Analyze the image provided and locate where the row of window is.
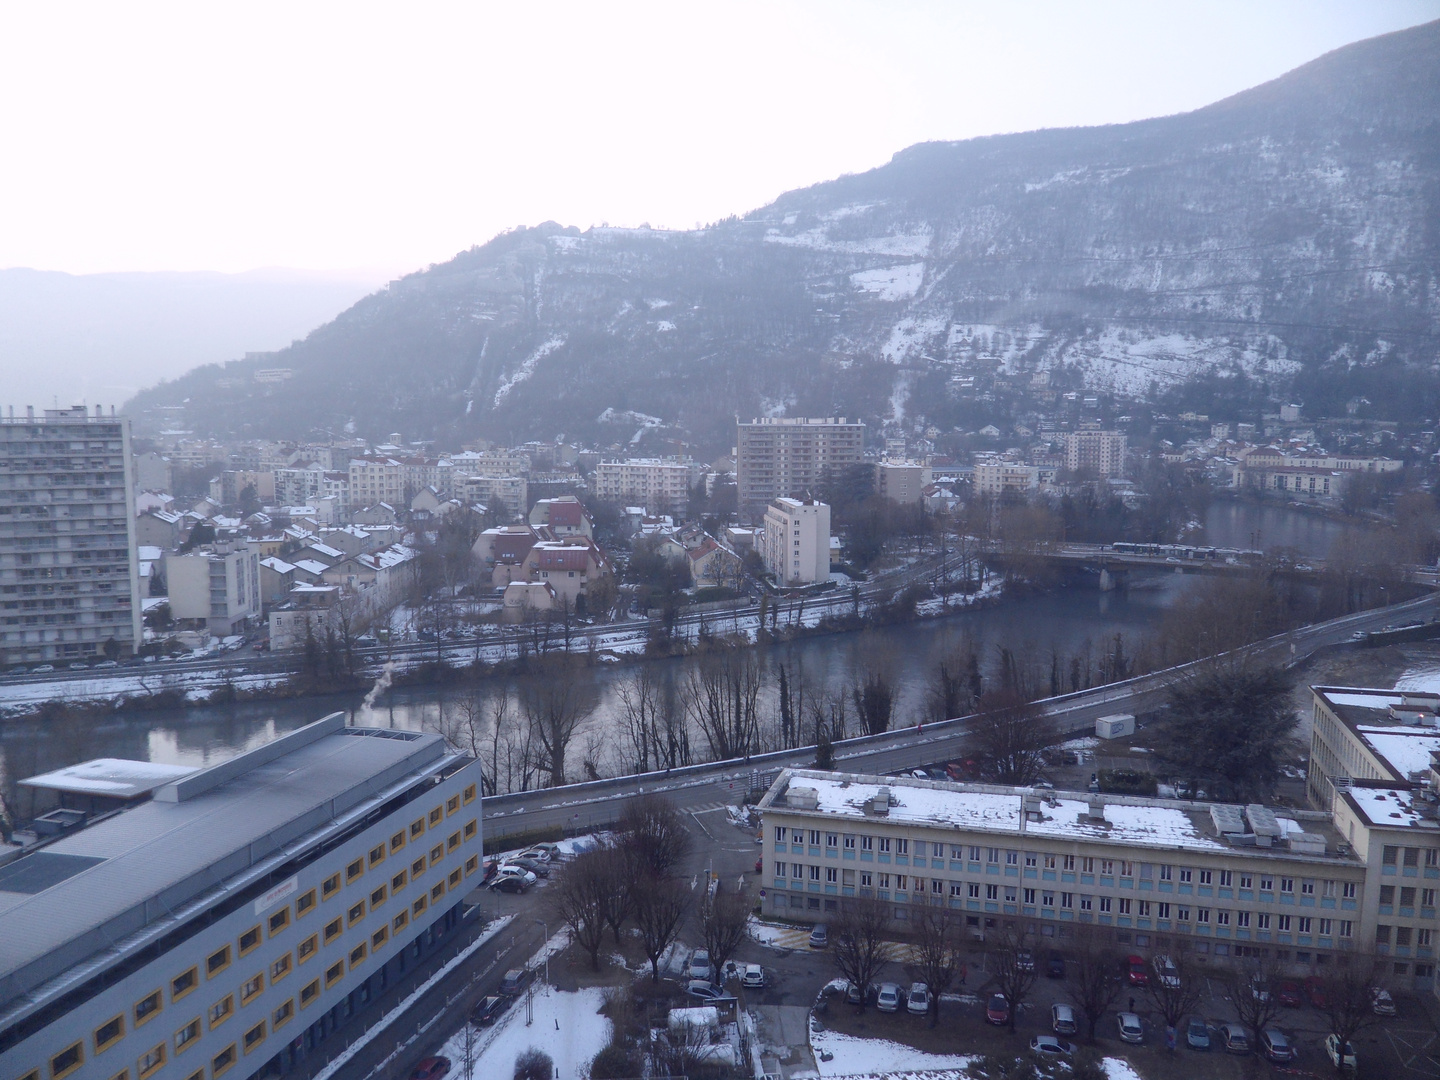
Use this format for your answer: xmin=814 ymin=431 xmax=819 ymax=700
xmin=21 ymin=791 xmax=478 ymax=1080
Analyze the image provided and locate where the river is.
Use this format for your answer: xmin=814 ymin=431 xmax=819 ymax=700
xmin=0 ymin=501 xmax=1368 ymax=799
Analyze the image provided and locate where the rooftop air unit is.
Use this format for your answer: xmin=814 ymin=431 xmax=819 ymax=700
xmin=787 ymin=786 xmax=818 ymax=811
xmin=1210 ymin=804 xmax=1246 ymax=837
xmin=1244 ymin=804 xmax=1282 ymax=847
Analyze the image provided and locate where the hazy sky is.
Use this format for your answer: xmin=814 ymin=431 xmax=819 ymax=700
xmin=1 ymin=1 xmax=1436 ymax=277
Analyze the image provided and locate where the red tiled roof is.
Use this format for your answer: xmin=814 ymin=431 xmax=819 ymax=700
xmin=548 ymin=500 xmax=586 ymax=527
xmin=534 ymin=548 xmax=593 ymax=572
xmin=493 ymin=534 xmax=537 ymax=564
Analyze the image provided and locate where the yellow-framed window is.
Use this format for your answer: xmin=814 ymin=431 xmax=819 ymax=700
xmin=389 ymin=830 xmax=406 ymax=854
xmin=371 ymin=925 xmax=389 ymax=950
xmin=206 ymin=945 xmax=232 ymax=979
xmin=345 ymin=857 xmax=364 ymax=884
xmin=463 ymin=820 xmax=477 ymax=841
xmin=430 ymin=880 xmax=445 ymax=902
xmin=237 ymin=925 xmax=262 ymax=957
xmin=323 ymin=917 xmax=343 ymax=944
xmin=410 ymin=856 xmax=426 ymax=879
xmin=94 ymin=1015 xmax=125 ymax=1055
xmin=390 ymin=868 xmax=408 ymax=892
xmin=239 ymin=973 xmax=263 ymax=1007
xmin=267 ymin=906 xmax=291 ymax=937
xmin=348 ymin=942 xmax=366 ymax=968
xmin=137 ymin=1043 xmax=166 ymax=1080
xmin=346 ymin=900 xmax=365 ymax=926
xmin=297 ymin=933 xmax=319 ymax=964
xmin=445 ymin=795 xmax=460 ymax=817
xmin=171 ymin=966 xmax=198 ymax=1002
xmin=321 ymin=874 xmax=341 ymax=900
xmin=368 ymin=842 xmax=386 ymax=868
xmin=296 ymin=888 xmax=317 ymax=917
xmin=463 ymin=783 xmax=477 ymax=805
xmin=429 ymin=844 xmax=443 ymax=866
xmin=299 ymin=980 xmax=320 ymax=1009
xmin=50 ymin=1042 xmax=84 ymax=1080
xmin=270 ymin=952 xmax=292 ymax=983
xmin=134 ymin=990 xmax=163 ymax=1028
xmin=211 ymin=1043 xmax=237 ymax=1079
xmin=447 ymin=831 xmax=461 ymax=853
xmin=272 ymin=999 xmax=294 ymax=1032
xmin=207 ymin=995 xmax=234 ymax=1030
xmin=465 ymin=854 xmax=479 ymax=876
xmin=447 ymin=868 xmax=462 ymax=890
xmin=174 ymin=1018 xmax=201 ymax=1054
xmin=242 ymin=1021 xmax=266 ymax=1056
xmin=411 ymin=894 xmax=427 ymax=917
xmin=409 ymin=817 xmax=425 ymax=840
xmin=182 ymin=1069 xmax=204 ymax=1080
xmin=392 ymin=909 xmax=409 ymax=932
xmin=428 ymin=806 xmax=443 ymax=828
xmin=324 ymin=960 xmax=344 ymax=988
xmin=370 ymin=884 xmax=387 ymax=909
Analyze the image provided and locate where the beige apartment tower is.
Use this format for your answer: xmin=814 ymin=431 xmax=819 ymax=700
xmin=737 ymin=417 xmax=865 ymax=510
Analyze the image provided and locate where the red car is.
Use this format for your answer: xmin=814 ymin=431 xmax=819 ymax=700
xmin=986 ymin=993 xmax=1010 ymax=1025
xmin=409 ymin=1058 xmax=450 ymax=1080
xmin=1277 ymin=980 xmax=1302 ymax=1007
xmin=1126 ymin=955 xmax=1148 ymax=986
xmin=1304 ymin=975 xmax=1328 ymax=1009
xmin=755 ymin=857 xmax=763 ymax=874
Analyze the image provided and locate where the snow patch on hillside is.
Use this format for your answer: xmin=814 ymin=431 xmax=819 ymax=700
xmin=494 ymin=337 xmax=565 ymax=406
xmin=881 ymin=314 xmax=948 ymax=362
xmin=765 ymin=229 xmax=931 ymax=258
xmin=1059 ymin=328 xmax=1300 ymax=395
xmin=851 ymin=263 xmax=925 ymax=301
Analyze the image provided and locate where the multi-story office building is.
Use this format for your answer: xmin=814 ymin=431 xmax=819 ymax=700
xmin=761 ymin=498 xmax=830 ymax=586
xmin=346 ymin=458 xmax=404 ymax=512
xmin=1063 ymin=431 xmax=1127 ymax=478
xmin=873 ymin=461 xmax=927 ymax=504
xmin=592 ymin=459 xmax=693 ymax=515
xmin=0 ymin=406 xmax=142 ymax=667
xmin=165 ymin=545 xmax=262 ymax=636
xmin=0 ymin=713 xmax=484 ymax=1080
xmin=759 ymin=762 xmax=1438 ymax=994
xmin=736 ymin=418 xmax=864 ymax=510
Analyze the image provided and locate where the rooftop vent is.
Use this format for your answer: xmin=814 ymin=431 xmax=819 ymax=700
xmin=787 ymin=786 xmax=818 ymax=811
xmin=1389 ymin=703 xmax=1438 ymax=727
xmin=1085 ymin=796 xmax=1108 ymax=825
xmin=1245 ymin=804 xmax=1281 ymax=846
xmin=870 ymin=787 xmax=892 ymax=816
xmin=1022 ymin=793 xmax=1044 ymax=822
xmin=1288 ymin=831 xmax=1327 ymax=856
xmin=1210 ymin=804 xmax=1246 ymax=836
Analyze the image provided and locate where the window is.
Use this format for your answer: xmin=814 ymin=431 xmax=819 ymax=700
xmin=50 ymin=1043 xmax=84 ymax=1080
xmin=1198 ymin=870 xmax=1212 ymax=885
xmin=1301 ymin=879 xmax=1316 ymax=896
xmin=237 ymin=925 xmax=261 ymax=957
xmin=321 ymin=874 xmax=340 ymax=900
xmin=1138 ymin=900 xmax=1149 ymax=916
xmin=1079 ymin=895 xmax=1093 ymax=911
xmin=206 ymin=945 xmax=232 ymax=979
xmin=348 ymin=942 xmax=367 ymax=967
xmin=240 ymin=974 xmax=263 ymax=1006
xmin=428 ymin=806 xmax=443 ymax=827
xmin=1063 ymin=855 xmax=1076 ymax=871
xmin=1176 ymin=906 xmax=1190 ymax=921
xmin=1240 ymin=874 xmax=1253 ymax=889
xmin=267 ymin=907 xmax=290 ymax=936
xmin=1428 ymin=849 xmax=1439 ymax=868
xmin=297 ymin=934 xmax=318 ymax=964
xmin=463 ymin=783 xmax=477 ymax=805
xmin=411 ymin=856 xmax=426 ymax=878
xmin=95 ymin=1016 xmax=125 ymax=1054
xmin=1218 ymin=870 xmax=1233 ymax=887
xmin=1257 ymin=913 xmax=1271 ymax=930
xmin=1157 ymin=903 xmax=1170 ymax=919
xmin=429 ymin=844 xmax=444 ymax=866
xmin=448 ymin=868 xmax=462 ymax=889
xmin=345 ymin=858 xmax=364 ymax=883
xmin=392 ymin=910 xmax=409 ymax=932
xmin=347 ymin=900 xmax=366 ymax=926
xmin=1099 ymin=897 xmax=1112 ymax=913
xmin=1260 ymin=875 xmax=1274 ymax=891
xmin=410 ymin=818 xmax=426 ymax=839
xmin=270 ymin=953 xmax=292 ymax=983
xmin=1420 ymin=928 xmax=1433 ymax=947
xmin=135 ymin=990 xmax=163 ymax=1027
xmin=390 ymin=830 xmax=407 ymax=853
xmin=323 ymin=917 xmax=343 ymax=944
xmin=171 ymin=968 xmax=198 ymax=1002
xmin=296 ymin=889 xmax=317 ymax=917
xmin=1278 ymin=915 xmax=1292 ymax=932
xmin=211 ymin=1043 xmax=237 ymax=1078
xmin=1376 ymin=925 xmax=1392 ymax=945
xmin=879 ymin=838 xmax=892 ymax=854
xmin=371 ymin=924 xmax=390 ymax=949
xmin=271 ymin=1000 xmax=293 ymax=1031
xmin=1043 ymin=854 xmax=1056 ymax=869
xmin=207 ymin=995 xmax=233 ymax=1029
xmin=299 ymin=980 xmax=320 ymax=1008
xmin=1343 ymin=882 xmax=1357 ymax=899
xmin=1024 ymin=852 xmax=1037 ymax=868
xmin=430 ymin=881 xmax=445 ymax=902
xmin=446 ymin=794 xmax=461 ymax=817
xmin=325 ymin=960 xmax=345 ymax=987
xmin=464 ymin=820 xmax=477 ymax=841
xmin=412 ymin=894 xmax=428 ymax=916
xmin=1159 ymin=865 xmax=1172 ymax=880
xmin=1424 ymin=889 xmax=1436 ymax=907
xmin=1118 ymin=898 xmax=1131 ymax=915
xmin=447 ymin=831 xmax=461 ymax=853
xmin=138 ymin=1045 xmax=166 ymax=1079
xmin=391 ymin=868 xmax=408 ymax=892
xmin=1322 ymin=880 xmax=1335 ymax=897
xmin=174 ymin=1019 xmax=201 ymax=1053
xmin=242 ymin=1022 xmax=266 ymax=1055
xmin=368 ymin=843 xmax=386 ymax=868
xmin=1339 ymin=920 xmax=1353 ymax=938
xmin=1179 ymin=868 xmax=1192 ymax=883
xmin=1298 ymin=916 xmax=1313 ymax=933
xmin=826 ymin=867 xmax=838 ymax=884
xmin=1101 ymin=859 xmax=1114 ymax=875
xmin=466 ymin=855 xmax=479 ymax=876
xmin=968 ymin=883 xmax=980 ymax=898
xmin=369 ymin=884 xmax=388 ymax=909
xmin=1081 ymin=857 xmax=1095 ymax=873
xmin=1383 ymin=845 xmax=1398 ymax=866
xmin=1280 ymin=878 xmax=1294 ymax=895
xmin=1237 ymin=911 xmax=1250 ymax=927
xmin=1320 ymin=918 xmax=1333 ymax=936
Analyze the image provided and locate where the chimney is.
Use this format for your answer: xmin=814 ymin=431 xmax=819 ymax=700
xmin=1086 ymin=796 xmax=1108 ymax=825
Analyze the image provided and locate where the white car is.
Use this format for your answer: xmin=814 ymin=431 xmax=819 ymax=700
xmin=1117 ymin=1012 xmax=1143 ymax=1044
xmin=875 ymin=982 xmax=902 ymax=1013
xmin=1153 ymin=955 xmax=1179 ymax=988
xmin=688 ymin=949 xmax=713 ymax=982
xmin=906 ymin=982 xmax=930 ymax=1015
xmin=1030 ymin=1035 xmax=1077 ymax=1056
xmin=1051 ymin=1003 xmax=1077 ymax=1035
xmin=494 ymin=865 xmax=537 ymax=885
xmin=1325 ymin=1033 xmax=1357 ymax=1070
xmin=1370 ymin=987 xmax=1396 ymax=1016
xmin=741 ymin=964 xmax=764 ymax=988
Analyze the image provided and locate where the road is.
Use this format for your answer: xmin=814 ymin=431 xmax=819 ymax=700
xmin=480 ymin=589 xmax=1440 ymax=843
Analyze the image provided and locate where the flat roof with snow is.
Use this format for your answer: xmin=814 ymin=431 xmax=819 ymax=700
xmin=20 ymin=758 xmax=196 ymax=800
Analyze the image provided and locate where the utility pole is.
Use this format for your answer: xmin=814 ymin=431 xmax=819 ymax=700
xmin=535 ymin=919 xmax=549 ymax=985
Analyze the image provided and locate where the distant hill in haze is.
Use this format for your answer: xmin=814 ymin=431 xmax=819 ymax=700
xmin=0 ymin=268 xmax=388 ymax=413
xmin=127 ymin=20 xmax=1440 ymax=450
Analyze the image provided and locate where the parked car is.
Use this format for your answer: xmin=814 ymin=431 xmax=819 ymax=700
xmin=31 ymin=664 xmax=54 ymax=673
xmin=689 ymin=949 xmax=714 ymax=982
xmin=409 ymin=1058 xmax=450 ymax=1080
xmin=985 ymin=994 xmax=1010 ymax=1025
xmin=1277 ymin=979 xmax=1302 ymax=1007
xmin=1045 ymin=951 xmax=1066 ymax=979
xmin=1325 ymin=1033 xmax=1357 ymax=1070
xmin=1117 ymin=1012 xmax=1143 ymax=1044
xmin=808 ymin=924 xmax=828 ymax=949
xmin=487 ymin=873 xmax=529 ymax=893
xmin=506 ymin=857 xmax=551 ymax=878
xmin=1260 ymin=1028 xmax=1295 ymax=1063
xmin=1050 ymin=1003 xmax=1077 ymax=1035
xmin=844 ymin=982 xmax=865 ymax=1006
xmin=741 ymin=964 xmax=765 ymax=989
xmin=906 ymin=983 xmax=930 ymax=1016
xmin=1305 ymin=974 xmax=1328 ymax=1009
xmin=471 ymin=996 xmax=506 ymax=1025
xmin=500 ymin=969 xmax=532 ymax=995
xmin=1126 ymin=955 xmax=1149 ymax=986
xmin=1185 ymin=1016 xmax=1210 ymax=1050
xmin=516 ymin=847 xmax=553 ymax=863
xmin=1370 ymin=987 xmax=1396 ymax=1016
xmin=876 ymin=983 xmax=902 ymax=1013
xmin=1029 ymin=1036 xmax=1076 ymax=1056
xmin=1218 ymin=1023 xmax=1249 ymax=1054
xmin=1015 ymin=950 xmax=1034 ymax=972
xmin=94 ymin=659 xmax=118 ymax=668
xmin=1152 ymin=954 xmax=1179 ymax=988
xmin=1249 ymin=974 xmax=1271 ymax=1002
xmin=685 ymin=980 xmax=726 ymax=1002
xmin=754 ymin=856 xmax=763 ymax=874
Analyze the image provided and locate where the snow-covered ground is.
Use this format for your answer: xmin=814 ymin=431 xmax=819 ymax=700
xmin=436 ymin=986 xmax=611 ymax=1080
xmin=851 ymin=264 xmax=925 ymax=302
xmin=1395 ymin=664 xmax=1440 ymax=694
xmin=1102 ymin=1058 xmax=1144 ymax=1080
xmin=809 ymin=1029 xmax=972 ymax=1078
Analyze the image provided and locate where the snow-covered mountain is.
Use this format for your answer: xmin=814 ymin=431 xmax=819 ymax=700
xmin=129 ymin=20 xmax=1440 ymax=448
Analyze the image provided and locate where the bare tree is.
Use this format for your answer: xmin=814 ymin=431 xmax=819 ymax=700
xmin=512 ymin=1047 xmax=552 ymax=1080
xmin=991 ymin=920 xmax=1039 ymax=1031
xmin=831 ymin=896 xmax=893 ymax=1010
xmin=970 ymin=690 xmax=1053 ymax=785
xmin=683 ymin=649 xmax=761 ymax=760
xmin=596 ymin=843 xmax=638 ymax=945
xmin=1143 ymin=948 xmax=1205 ymax=1041
xmin=633 ymin=872 xmax=691 ymax=982
xmin=550 ymin=850 xmax=610 ymax=970
xmin=619 ymin=793 xmax=694 ymax=876
xmin=1066 ymin=924 xmax=1124 ymax=1044
xmin=1225 ymin=953 xmax=1284 ymax=1047
xmin=518 ymin=658 xmax=594 ymax=786
xmin=1316 ymin=951 xmax=1388 ymax=1072
xmin=616 ymin=666 xmax=663 ymax=773
xmin=907 ymin=905 xmax=961 ymax=1028
xmin=700 ymin=888 xmax=750 ymax=976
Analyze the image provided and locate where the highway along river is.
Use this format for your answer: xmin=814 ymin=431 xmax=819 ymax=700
xmin=0 ymin=501 xmax=1355 ymax=799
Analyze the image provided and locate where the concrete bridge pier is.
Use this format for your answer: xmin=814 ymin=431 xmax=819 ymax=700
xmin=1099 ymin=567 xmax=1128 ymax=592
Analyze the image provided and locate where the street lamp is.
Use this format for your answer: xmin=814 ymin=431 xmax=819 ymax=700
xmin=535 ymin=919 xmax=549 ymax=985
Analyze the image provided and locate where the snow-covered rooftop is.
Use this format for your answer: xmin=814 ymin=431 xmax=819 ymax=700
xmin=19 ymin=758 xmax=195 ymax=799
xmin=1356 ymin=726 xmax=1440 ymax=781
xmin=1343 ymin=787 xmax=1440 ymax=832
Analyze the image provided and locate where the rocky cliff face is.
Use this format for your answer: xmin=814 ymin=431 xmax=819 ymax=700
xmin=130 ymin=20 xmax=1440 ymax=448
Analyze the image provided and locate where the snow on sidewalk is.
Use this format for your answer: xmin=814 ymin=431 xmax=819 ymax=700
xmin=437 ymin=986 xmax=612 ymax=1080
xmin=809 ymin=1029 xmax=973 ymax=1078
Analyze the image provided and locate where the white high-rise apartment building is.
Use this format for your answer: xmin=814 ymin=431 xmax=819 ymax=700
xmin=0 ymin=406 xmax=142 ymax=666
xmin=737 ymin=418 xmax=865 ymax=509
xmin=1063 ymin=430 xmax=1127 ymax=478
xmin=593 ymin=459 xmax=693 ymax=514
xmin=762 ymin=497 xmax=830 ymax=585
